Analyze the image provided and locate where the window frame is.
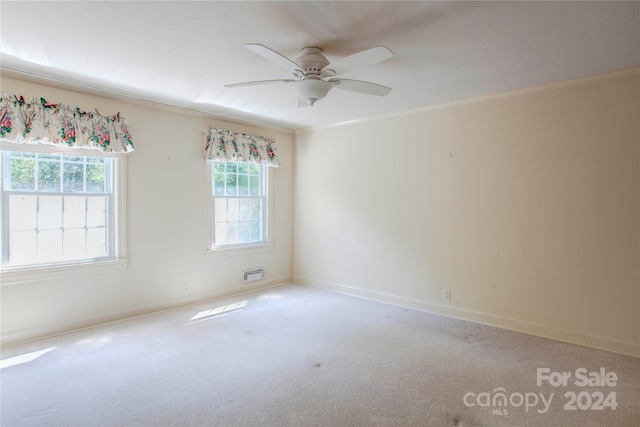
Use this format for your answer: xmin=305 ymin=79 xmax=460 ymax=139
xmin=205 ymin=160 xmax=274 ymax=255
xmin=0 ymin=141 xmax=128 ymax=284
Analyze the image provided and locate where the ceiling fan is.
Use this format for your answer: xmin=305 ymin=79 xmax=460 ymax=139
xmin=225 ymin=44 xmax=393 ymax=107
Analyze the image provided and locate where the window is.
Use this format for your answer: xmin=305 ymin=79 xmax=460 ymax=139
xmin=211 ymin=161 xmax=266 ymax=248
xmin=1 ymin=149 xmax=117 ymax=269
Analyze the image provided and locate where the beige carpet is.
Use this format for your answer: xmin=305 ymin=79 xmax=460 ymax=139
xmin=1 ymin=283 xmax=638 ymax=426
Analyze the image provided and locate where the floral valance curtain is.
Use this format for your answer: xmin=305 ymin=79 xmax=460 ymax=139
xmin=203 ymin=128 xmax=279 ymax=167
xmin=0 ymin=94 xmax=134 ymax=153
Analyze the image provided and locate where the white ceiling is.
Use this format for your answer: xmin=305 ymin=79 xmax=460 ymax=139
xmin=1 ymin=1 xmax=639 ymax=130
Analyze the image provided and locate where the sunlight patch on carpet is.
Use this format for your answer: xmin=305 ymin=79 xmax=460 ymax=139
xmin=1 ymin=347 xmax=55 ymax=369
xmin=186 ymin=300 xmax=248 ymax=324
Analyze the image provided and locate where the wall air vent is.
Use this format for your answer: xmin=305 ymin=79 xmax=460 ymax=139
xmin=243 ymin=268 xmax=265 ymax=283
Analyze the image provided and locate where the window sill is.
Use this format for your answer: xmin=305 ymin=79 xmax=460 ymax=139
xmin=205 ymin=242 xmax=275 ymax=259
xmin=0 ymin=259 xmax=128 ymax=286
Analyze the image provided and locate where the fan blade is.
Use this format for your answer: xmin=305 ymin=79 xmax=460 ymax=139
xmin=322 ymin=46 xmax=392 ymax=76
xmin=329 ymin=79 xmax=392 ymax=96
xmin=225 ymin=79 xmax=295 ymax=88
xmin=246 ymin=43 xmax=303 ymax=73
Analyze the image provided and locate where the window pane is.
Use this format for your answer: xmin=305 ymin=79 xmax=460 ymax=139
xmin=213 ymin=171 xmax=225 ymax=195
xmin=238 ymin=175 xmax=249 ymax=196
xmin=63 ymin=229 xmax=86 ymax=260
xmin=9 ymin=230 xmax=37 ymax=266
xmin=9 ymin=195 xmax=37 ymax=231
xmin=238 ymin=163 xmax=249 ymax=174
xmin=86 ymin=164 xmax=105 ymax=192
xmin=225 ymin=174 xmax=237 ymax=196
xmin=38 ymin=229 xmax=63 ymax=262
xmin=87 ymin=197 xmax=106 ymax=228
xmin=239 ymin=222 xmax=252 ymax=243
xmin=63 ymin=162 xmax=84 ymax=192
xmin=227 ymin=199 xmax=240 ymax=221
xmin=11 ymin=152 xmax=36 ymax=159
xmin=251 ymin=220 xmax=262 ymax=241
xmin=250 ymin=199 xmax=262 ymax=219
xmin=87 ymin=157 xmax=105 ymax=165
xmin=10 ymin=157 xmax=36 ymax=191
xmin=37 ymin=160 xmax=61 ymax=192
xmin=249 ymin=164 xmax=259 ymax=174
xmin=38 ymin=196 xmax=63 ymax=230
xmin=225 ymin=163 xmax=237 ymax=174
xmin=249 ymin=175 xmax=259 ymax=196
xmin=63 ymin=196 xmax=86 ymax=229
xmin=214 ymin=223 xmax=228 ymax=246
xmin=226 ymin=222 xmax=239 ymax=245
xmin=227 ymin=198 xmax=239 ymax=222
xmin=239 ymin=199 xmax=249 ymax=220
xmin=86 ymin=228 xmax=107 ymax=258
xmin=214 ymin=198 xmax=227 ymax=223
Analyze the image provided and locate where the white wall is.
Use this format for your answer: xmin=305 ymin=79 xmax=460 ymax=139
xmin=293 ymin=71 xmax=640 ymax=357
xmin=0 ymin=76 xmax=294 ymax=345
xmin=3 ymin=71 xmax=638 ymax=357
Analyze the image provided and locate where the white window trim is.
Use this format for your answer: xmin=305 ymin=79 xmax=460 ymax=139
xmin=204 ymin=160 xmax=274 ymax=258
xmin=0 ymin=141 xmax=128 ymax=285
xmin=0 ymin=258 xmax=128 ymax=285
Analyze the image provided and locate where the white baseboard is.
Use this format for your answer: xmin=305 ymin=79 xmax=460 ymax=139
xmin=0 ymin=275 xmax=292 ymax=348
xmin=294 ymin=275 xmax=640 ymax=359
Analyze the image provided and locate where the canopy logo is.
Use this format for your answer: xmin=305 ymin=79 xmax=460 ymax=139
xmin=463 ymin=388 xmax=553 ymax=415
xmin=463 ymin=367 xmax=618 ymax=416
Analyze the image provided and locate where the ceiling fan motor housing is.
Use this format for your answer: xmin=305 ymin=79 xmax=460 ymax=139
xmin=295 ymin=47 xmax=330 ymax=75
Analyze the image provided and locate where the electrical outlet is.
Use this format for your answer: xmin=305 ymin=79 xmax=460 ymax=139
xmin=183 ymin=281 xmax=190 ymax=291
xmin=443 ymin=289 xmax=451 ymax=301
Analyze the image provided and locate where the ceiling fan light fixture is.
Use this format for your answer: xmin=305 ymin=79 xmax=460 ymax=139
xmin=293 ymin=79 xmax=332 ymax=106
